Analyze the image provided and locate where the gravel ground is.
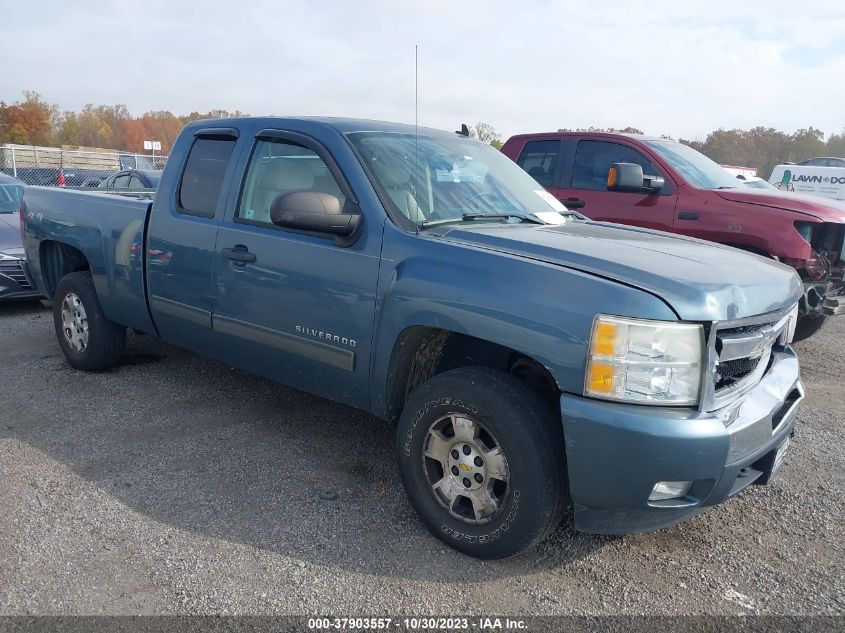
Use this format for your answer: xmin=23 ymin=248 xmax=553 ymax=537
xmin=0 ymin=301 xmax=842 ymax=616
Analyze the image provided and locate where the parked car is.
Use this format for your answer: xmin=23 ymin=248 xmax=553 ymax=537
xmin=797 ymin=157 xmax=845 ymax=168
xmin=98 ymin=169 xmax=162 ymax=189
xmin=22 ymin=117 xmax=803 ymax=559
xmin=1 ymin=167 xmax=114 ymax=188
xmin=737 ymin=175 xmax=777 ymax=190
xmin=769 ymin=163 xmax=845 ymax=202
xmin=0 ymin=174 xmax=41 ymax=301
xmin=501 ymin=132 xmax=845 ymax=340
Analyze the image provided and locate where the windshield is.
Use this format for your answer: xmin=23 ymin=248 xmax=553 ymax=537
xmin=645 ymin=140 xmax=741 ymax=190
xmin=0 ymin=183 xmax=23 ymax=213
xmin=347 ymin=132 xmax=566 ymax=227
xmin=744 ymin=178 xmax=776 ymax=190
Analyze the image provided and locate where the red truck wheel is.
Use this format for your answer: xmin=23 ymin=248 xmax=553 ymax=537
xmin=52 ymin=272 xmax=126 ymax=371
xmin=396 ymin=366 xmax=568 ymax=559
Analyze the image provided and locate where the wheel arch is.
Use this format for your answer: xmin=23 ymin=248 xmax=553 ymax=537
xmin=39 ymin=240 xmax=91 ymax=298
xmin=383 ymin=325 xmax=560 ymax=424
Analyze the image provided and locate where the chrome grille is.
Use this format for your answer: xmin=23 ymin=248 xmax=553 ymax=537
xmin=0 ymin=259 xmax=33 ymax=289
xmin=715 ymin=356 xmax=761 ymax=389
xmin=701 ymin=306 xmax=795 ymax=412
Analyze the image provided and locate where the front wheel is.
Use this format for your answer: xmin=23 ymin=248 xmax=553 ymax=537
xmin=396 ymin=367 xmax=568 ymax=559
xmin=792 ymin=314 xmax=828 ymax=342
xmin=53 ymin=271 xmax=126 ymax=370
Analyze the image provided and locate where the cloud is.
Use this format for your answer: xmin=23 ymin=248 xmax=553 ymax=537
xmin=1 ymin=0 xmax=844 ymax=140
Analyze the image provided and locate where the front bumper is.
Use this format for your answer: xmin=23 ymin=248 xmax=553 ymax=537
xmin=561 ymin=348 xmax=802 ymax=535
xmin=0 ymin=258 xmax=42 ymax=301
xmin=804 ymin=279 xmax=845 ymax=317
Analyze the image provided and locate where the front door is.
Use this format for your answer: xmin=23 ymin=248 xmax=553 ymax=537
xmin=554 ymin=139 xmax=678 ymax=232
xmin=212 ymin=130 xmax=381 ymax=410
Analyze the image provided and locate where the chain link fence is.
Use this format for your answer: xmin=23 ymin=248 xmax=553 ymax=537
xmin=0 ymin=144 xmax=168 ymax=188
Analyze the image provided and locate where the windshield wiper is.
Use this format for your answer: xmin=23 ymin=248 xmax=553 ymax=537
xmin=461 ymin=212 xmax=545 ymax=224
xmin=419 ymin=212 xmax=546 ymax=229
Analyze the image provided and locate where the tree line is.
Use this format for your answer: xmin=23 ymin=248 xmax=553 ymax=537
xmin=3 ymin=92 xmax=844 ymax=178
xmin=0 ymin=91 xmax=246 ymax=154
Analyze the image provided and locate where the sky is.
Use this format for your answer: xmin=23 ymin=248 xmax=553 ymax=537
xmin=2 ymin=0 xmax=845 ymax=141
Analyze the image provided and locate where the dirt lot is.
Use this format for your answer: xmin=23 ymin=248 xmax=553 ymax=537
xmin=0 ymin=301 xmax=842 ymax=616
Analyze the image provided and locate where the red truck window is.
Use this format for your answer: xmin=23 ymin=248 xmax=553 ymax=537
xmin=516 ymin=140 xmax=560 ymax=187
xmin=572 ymin=140 xmax=667 ymax=193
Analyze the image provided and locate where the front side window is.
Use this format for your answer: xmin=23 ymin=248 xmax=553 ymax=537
xmin=516 ymin=140 xmax=560 ymax=187
xmin=112 ymin=174 xmax=131 ymax=188
xmin=347 ymin=132 xmax=565 ymax=226
xmin=178 ymin=137 xmax=236 ymax=217
xmin=237 ymin=139 xmax=346 ymax=225
xmin=572 ymin=140 xmax=666 ymax=192
xmin=0 ymin=182 xmax=23 ymax=212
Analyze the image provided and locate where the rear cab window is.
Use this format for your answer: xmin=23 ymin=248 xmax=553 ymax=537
xmin=516 ymin=140 xmax=561 ymax=187
xmin=572 ymin=140 xmax=672 ymax=195
xmin=178 ymin=138 xmax=237 ymax=217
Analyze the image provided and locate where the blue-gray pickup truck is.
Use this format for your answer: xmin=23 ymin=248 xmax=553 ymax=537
xmin=22 ymin=117 xmax=805 ymax=558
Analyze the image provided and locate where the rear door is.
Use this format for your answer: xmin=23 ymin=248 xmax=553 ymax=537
xmin=514 ymin=139 xmax=564 ymax=191
xmin=146 ymin=129 xmax=240 ymax=350
xmin=555 ymin=138 xmax=677 ymax=232
xmin=211 ymin=128 xmax=381 ymax=410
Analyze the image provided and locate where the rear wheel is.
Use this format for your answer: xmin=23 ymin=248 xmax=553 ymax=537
xmin=53 ymin=271 xmax=126 ymax=370
xmin=396 ymin=367 xmax=567 ymax=559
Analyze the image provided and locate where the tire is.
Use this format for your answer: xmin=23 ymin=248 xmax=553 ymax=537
xmin=396 ymin=366 xmax=568 ymax=559
xmin=53 ymin=271 xmax=126 ymax=370
xmin=792 ymin=314 xmax=828 ymax=342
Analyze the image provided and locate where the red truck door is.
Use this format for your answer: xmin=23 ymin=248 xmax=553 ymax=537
xmin=551 ymin=139 xmax=677 ymax=232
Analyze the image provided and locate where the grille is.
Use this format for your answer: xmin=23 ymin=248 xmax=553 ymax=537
xmin=0 ymin=259 xmax=33 ymax=289
xmin=715 ymin=356 xmax=761 ymax=389
xmin=712 ymin=317 xmax=784 ymax=396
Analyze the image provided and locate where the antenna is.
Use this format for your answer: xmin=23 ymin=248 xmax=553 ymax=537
xmin=414 ymin=44 xmax=422 ymax=226
xmin=415 ymin=44 xmax=419 ymax=135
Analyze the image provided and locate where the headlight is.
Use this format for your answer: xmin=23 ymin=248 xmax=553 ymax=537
xmin=585 ymin=315 xmax=704 ymax=405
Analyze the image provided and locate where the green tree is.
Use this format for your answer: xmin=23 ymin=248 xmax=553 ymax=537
xmin=827 ymin=129 xmax=845 ymax=157
xmin=468 ymin=122 xmax=503 ymax=148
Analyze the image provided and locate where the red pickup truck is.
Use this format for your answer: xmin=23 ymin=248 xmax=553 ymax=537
xmin=502 ymin=132 xmax=845 ymax=339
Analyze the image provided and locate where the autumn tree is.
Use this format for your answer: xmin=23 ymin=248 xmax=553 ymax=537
xmin=468 ymin=122 xmax=504 ymax=149
xmin=0 ymin=91 xmax=58 ymax=145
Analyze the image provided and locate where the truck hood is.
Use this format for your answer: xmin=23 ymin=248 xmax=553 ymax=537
xmin=437 ymin=220 xmax=802 ymax=322
xmin=715 ymin=188 xmax=845 ymax=223
xmin=0 ymin=212 xmax=23 ymax=255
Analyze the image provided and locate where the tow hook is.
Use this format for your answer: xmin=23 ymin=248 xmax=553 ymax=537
xmin=822 ymin=295 xmax=844 ymax=316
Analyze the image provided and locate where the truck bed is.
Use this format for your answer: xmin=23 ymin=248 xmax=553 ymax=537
xmin=22 ymin=187 xmax=156 ymax=334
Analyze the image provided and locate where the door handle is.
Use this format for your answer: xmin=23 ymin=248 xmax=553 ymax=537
xmin=678 ymin=211 xmax=699 ymax=220
xmin=221 ymin=245 xmax=257 ymax=264
xmin=561 ymin=197 xmax=586 ymax=209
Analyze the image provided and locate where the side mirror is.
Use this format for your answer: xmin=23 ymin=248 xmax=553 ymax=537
xmin=270 ymin=191 xmax=362 ymax=241
xmin=607 ymin=163 xmax=664 ymax=194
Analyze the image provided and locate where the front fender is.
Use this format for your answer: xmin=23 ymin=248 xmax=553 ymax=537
xmin=369 ymin=225 xmax=678 ymax=419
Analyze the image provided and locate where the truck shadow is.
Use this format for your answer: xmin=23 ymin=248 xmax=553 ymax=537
xmin=1 ymin=306 xmax=608 ymax=581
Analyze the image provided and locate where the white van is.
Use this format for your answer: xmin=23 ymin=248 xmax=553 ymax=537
xmin=769 ymin=163 xmax=845 ymax=200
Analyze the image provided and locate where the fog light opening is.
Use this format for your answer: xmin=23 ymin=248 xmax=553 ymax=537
xmin=649 ymin=480 xmax=693 ymax=501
